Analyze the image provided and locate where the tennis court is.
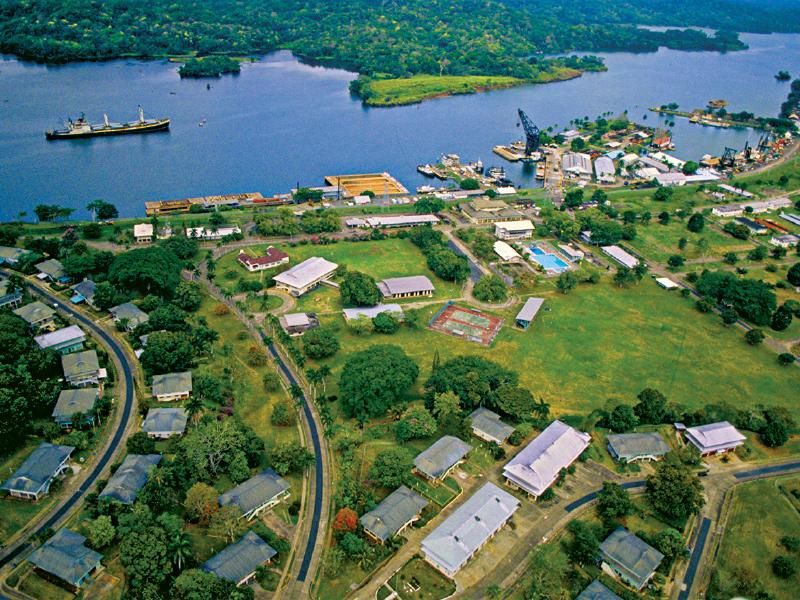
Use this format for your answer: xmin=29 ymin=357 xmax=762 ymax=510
xmin=428 ymin=303 xmax=503 ymax=346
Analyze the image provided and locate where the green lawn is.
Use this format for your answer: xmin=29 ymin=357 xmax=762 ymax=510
xmin=713 ymin=477 xmax=800 ymax=599
xmin=18 ymin=567 xmax=74 ymax=600
xmin=627 ymin=221 xmax=754 ymax=263
xmin=357 ymin=75 xmax=524 ymax=106
xmin=389 ymin=557 xmax=456 ymax=600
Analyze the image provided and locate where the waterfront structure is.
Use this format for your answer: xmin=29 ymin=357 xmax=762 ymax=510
xmin=342 ymin=304 xmax=404 ymax=322
xmin=273 ymin=257 xmax=338 ymax=297
xmin=70 ymin=279 xmax=97 ymax=308
xmin=561 ymin=152 xmax=592 ymax=177
xmin=494 ymin=220 xmax=534 ymax=240
xmin=365 ymin=215 xmax=439 ymax=228
xmin=360 ymin=485 xmax=429 ymax=544
xmin=1 ymin=443 xmax=74 ymax=501
xmin=599 ymin=528 xmax=664 ymax=591
xmin=0 ymin=245 xmax=28 ymax=265
xmin=14 ymin=301 xmax=56 ymax=330
xmin=324 ymin=172 xmax=408 ymax=198
xmin=142 ymin=408 xmax=188 ymax=439
xmin=0 ymin=278 xmax=22 ymax=310
xmin=378 ymin=275 xmax=435 ymax=299
xmin=133 ymin=223 xmax=154 ymax=243
xmin=237 ymin=247 xmax=289 ymax=272
xmin=36 ymin=258 xmax=69 ymax=283
xmin=145 ymin=193 xmax=264 ymax=216
xmin=203 ymin=531 xmax=276 ymax=586
xmin=601 ymin=245 xmax=640 ymax=269
xmin=684 ymin=421 xmax=745 ymax=455
xmin=421 ymin=482 xmax=519 ymax=578
xmin=152 ymin=371 xmax=192 ymax=402
xmin=607 ymin=433 xmax=670 ymax=463
xmin=109 ymin=302 xmax=149 ymax=332
xmin=503 ymin=420 xmax=590 ymax=498
xmin=771 ymin=234 xmax=800 ymax=248
xmin=52 ymin=388 xmax=99 ymax=429
xmin=278 ymin=312 xmax=319 ymax=335
xmin=461 ymin=198 xmax=525 ymax=224
xmin=99 ymin=454 xmax=162 ymax=504
xmin=219 ymin=469 xmax=291 ymax=520
xmin=414 ymin=436 xmax=471 ymax=483
xmin=469 ymin=407 xmax=514 ymax=444
xmin=27 ymin=529 xmax=102 ymax=592
xmin=493 ymin=240 xmax=521 ymax=261
xmin=576 ymin=580 xmax=623 ymax=600
xmin=515 ymin=297 xmax=544 ymax=330
xmin=34 ymin=325 xmax=86 ymax=354
xmin=185 ymin=226 xmax=242 ymax=240
xmin=62 ymin=350 xmax=104 ymax=387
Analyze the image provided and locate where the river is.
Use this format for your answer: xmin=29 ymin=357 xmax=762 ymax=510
xmin=1 ymin=32 xmax=798 ymax=219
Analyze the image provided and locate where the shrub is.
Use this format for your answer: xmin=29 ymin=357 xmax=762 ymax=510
xmin=744 ymin=329 xmax=765 ymax=345
xmin=778 ymin=353 xmax=796 ymax=366
xmin=772 ymin=555 xmax=796 ymax=579
xmin=213 ymin=303 xmax=230 ymax=316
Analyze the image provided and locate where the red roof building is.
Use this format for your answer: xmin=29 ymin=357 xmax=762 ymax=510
xmin=237 ymin=247 xmax=290 ymax=272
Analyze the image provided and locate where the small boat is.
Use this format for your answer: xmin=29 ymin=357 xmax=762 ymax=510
xmin=417 ymin=185 xmax=436 ymax=194
xmin=417 ymin=164 xmax=437 ymax=177
xmin=46 ymin=106 xmax=169 ymax=140
xmin=470 ymin=159 xmax=484 ymax=174
xmin=535 ymin=162 xmax=546 ymax=180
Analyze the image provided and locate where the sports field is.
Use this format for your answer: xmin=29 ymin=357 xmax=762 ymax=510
xmin=429 ymin=303 xmax=503 ymax=345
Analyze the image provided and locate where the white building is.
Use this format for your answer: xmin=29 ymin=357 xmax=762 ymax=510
xmin=494 ymin=220 xmax=534 ymax=240
xmin=684 ymin=422 xmax=745 ymax=456
xmin=272 ymin=257 xmax=338 ymax=296
xmin=654 ymin=172 xmax=687 ymax=187
xmin=185 ymin=226 xmax=242 ymax=240
xmin=593 ymin=156 xmax=615 ymax=183
xmin=133 ymin=223 xmax=154 ymax=243
xmin=602 ymin=245 xmax=640 ymax=269
xmin=771 ymin=234 xmax=800 ymax=248
xmin=561 ymin=153 xmax=592 ymax=177
xmin=493 ymin=240 xmax=520 ymax=262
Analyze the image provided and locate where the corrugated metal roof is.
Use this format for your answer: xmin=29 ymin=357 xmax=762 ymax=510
xmin=35 ymin=325 xmax=86 ymax=350
xmin=142 ymin=408 xmax=188 ymax=435
xmin=600 ymin=528 xmax=664 ymax=590
xmin=378 ymin=276 xmax=435 ymax=296
xmin=283 ymin=313 xmax=311 ymax=327
xmin=203 ymin=531 xmax=276 ymax=583
xmin=414 ymin=436 xmax=472 ymax=480
xmin=109 ymin=302 xmax=149 ymax=326
xmin=273 ymin=257 xmax=338 ymax=289
xmin=601 ymin=246 xmax=639 ymax=269
xmin=1 ymin=443 xmax=73 ymax=494
xmin=515 ymin=298 xmax=544 ymax=323
xmin=152 ymin=371 xmax=193 ymax=397
xmin=360 ymin=485 xmax=428 ymax=542
xmin=576 ymin=580 xmax=623 ymax=600
xmin=469 ymin=408 xmax=514 ymax=443
xmin=52 ymin=388 xmax=99 ymax=419
xmin=27 ymin=529 xmax=102 ymax=587
xmin=13 ymin=301 xmax=55 ymax=324
xmin=685 ymin=421 xmax=745 ymax=451
xmin=219 ymin=469 xmax=290 ymax=515
xmin=343 ymin=304 xmax=404 ymax=321
xmin=99 ymin=454 xmax=161 ymax=504
xmin=61 ymin=350 xmax=100 ymax=378
xmin=36 ymin=258 xmax=66 ymax=279
xmin=607 ymin=433 xmax=670 ymax=461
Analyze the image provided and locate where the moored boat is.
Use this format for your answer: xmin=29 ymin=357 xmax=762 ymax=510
xmin=46 ymin=106 xmax=170 ymax=140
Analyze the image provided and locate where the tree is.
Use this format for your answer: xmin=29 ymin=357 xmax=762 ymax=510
xmin=161 ymin=236 xmax=199 ymax=260
xmin=339 ymin=345 xmax=419 ymax=422
xmin=771 ymin=305 xmax=793 ymax=331
xmin=605 ymin=404 xmax=638 ymax=432
xmin=524 ymin=544 xmax=568 ymax=600
xmin=141 ymin=331 xmax=195 ymax=374
xmin=168 ymin=529 xmax=193 ymax=571
xmin=565 ymin=520 xmax=599 ymax=565
xmin=658 ymin=211 xmax=671 ymax=225
xmin=193 ymin=374 xmax=225 ymax=406
xmin=86 ymin=515 xmax=116 ymax=549
xmin=460 ymin=177 xmax=480 ymax=190
xmin=772 ymin=555 xmax=796 ymax=579
xmin=303 ymin=328 xmax=340 ymax=359
xmin=473 ymin=275 xmax=508 ymax=303
xmin=788 ymin=263 xmax=800 ymax=286
xmin=696 ymin=270 xmax=777 ymax=326
xmin=654 ymin=186 xmax=674 ymax=202
xmin=433 ymin=390 xmax=462 ymax=424
xmin=748 ymin=246 xmax=768 ymax=261
xmin=596 ymin=482 xmax=634 ymax=522
xmin=209 ymin=505 xmax=245 ymax=542
xmin=83 ymin=222 xmax=102 ymax=239
xmin=173 ymin=281 xmax=203 ymax=312
xmin=744 ymin=328 xmax=765 ymax=345
xmin=263 ymin=371 xmax=282 ymax=392
xmin=109 ymin=246 xmax=183 ymax=297
xmin=395 ymin=406 xmax=437 ymax=441
xmin=340 ymin=271 xmax=381 ymax=307
xmin=339 ymin=532 xmax=368 ymax=560
xmin=372 ymin=311 xmax=401 ymax=334
xmin=184 ymin=482 xmax=219 ymax=523
xmin=181 ymin=419 xmax=247 ymax=480
xmin=271 ymin=401 xmax=295 ymax=426
xmin=687 ymin=213 xmax=705 ymax=232
xmin=778 ymin=352 xmax=796 ymax=366
xmin=415 ymin=197 xmax=445 ymax=214
xmin=368 ymin=447 xmax=413 ymax=488
xmin=563 ymin=188 xmax=584 ymax=208
xmin=269 ymin=442 xmax=314 ymax=475
xmin=425 ymin=246 xmax=470 ymax=282
xmin=127 ymin=431 xmax=156 ymax=454
xmin=682 ymin=161 xmax=699 ymax=175
xmin=652 ymin=528 xmax=686 ymax=565
xmin=425 ymin=355 xmax=516 ymax=412
xmin=724 ymin=251 xmax=738 ymax=264
xmin=668 ymin=255 xmax=685 ymax=268
xmin=724 ymin=221 xmax=750 ymax=240
xmin=119 ymin=525 xmax=171 ymax=591
xmin=172 ymin=569 xmax=249 ymax=600
xmin=495 ymin=384 xmax=536 ymax=421
xmin=556 ymin=271 xmax=578 ymax=294
xmin=332 ymin=507 xmax=359 ymax=534
xmin=646 ymin=462 xmax=704 ymax=521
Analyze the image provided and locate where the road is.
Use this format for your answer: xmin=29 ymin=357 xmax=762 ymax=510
xmin=0 ymin=273 xmax=135 ymax=570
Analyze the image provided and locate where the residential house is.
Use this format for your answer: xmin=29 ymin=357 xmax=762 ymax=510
xmin=27 ymin=529 xmax=103 ymax=592
xmin=70 ymin=279 xmax=97 ymax=309
xmin=607 ymin=433 xmax=670 ymax=463
xmin=0 ymin=245 xmax=28 ymax=265
xmin=133 ymin=223 xmax=154 ymax=243
xmin=364 ymin=215 xmax=440 ymax=228
xmin=62 ymin=350 xmax=104 ymax=387
xmin=0 ymin=278 xmax=23 ymax=310
xmin=14 ymin=301 xmax=56 ymax=330
xmin=494 ymin=220 xmax=534 ymax=240
xmin=52 ymin=388 xmax=99 ymax=429
xmin=469 ymin=407 xmax=514 ymax=444
xmin=237 ymin=247 xmax=290 ymax=272
xmin=421 ymin=482 xmax=519 ymax=578
xmin=99 ymin=454 xmax=162 ymax=504
xmin=141 ymin=408 xmax=188 ymax=439
xmin=599 ymin=528 xmax=664 ymax=591
xmin=219 ymin=469 xmax=291 ymax=520
xmin=377 ymin=276 xmax=435 ymax=299
xmin=185 ymin=226 xmax=242 ymax=240
xmin=109 ymin=302 xmax=149 ymax=332
xmin=601 ymin=246 xmax=640 ymax=269
xmin=771 ymin=234 xmax=800 ymax=248
xmin=493 ymin=241 xmax=521 ymax=262
xmin=152 ymin=371 xmax=193 ymax=402
xmin=360 ymin=485 xmax=429 ymax=544
xmin=576 ymin=580 xmax=623 ymax=600
xmin=36 ymin=258 xmax=69 ymax=283
xmin=342 ymin=304 xmax=404 ymax=322
xmin=515 ymin=297 xmax=544 ymax=330
xmin=1 ymin=443 xmax=74 ymax=501
xmin=414 ymin=436 xmax=472 ymax=484
xmin=35 ymin=325 xmax=86 ymax=355
xmin=278 ymin=312 xmax=319 ymax=336
xmin=272 ymin=257 xmax=338 ymax=297
xmin=684 ymin=421 xmax=746 ymax=455
xmin=503 ymin=420 xmax=591 ymax=498
xmin=202 ymin=531 xmax=276 ymax=587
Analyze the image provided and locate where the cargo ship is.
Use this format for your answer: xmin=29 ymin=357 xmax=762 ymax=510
xmin=46 ymin=106 xmax=170 ymax=140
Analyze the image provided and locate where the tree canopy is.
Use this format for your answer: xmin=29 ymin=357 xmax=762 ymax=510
xmin=339 ymin=270 xmax=381 ymax=307
xmin=109 ymin=246 xmax=183 ymax=297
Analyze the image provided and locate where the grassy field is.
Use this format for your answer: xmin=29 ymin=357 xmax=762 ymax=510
xmin=17 ymin=567 xmax=74 ymax=600
xmin=714 ymin=477 xmax=800 ymax=599
xmin=357 ymin=75 xmax=524 ymax=107
xmin=627 ymin=221 xmax=755 ymax=263
xmin=388 ymin=557 xmax=456 ymax=600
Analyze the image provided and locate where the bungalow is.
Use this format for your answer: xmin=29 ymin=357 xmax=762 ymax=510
xmin=364 ymin=215 xmax=440 ymax=228
xmin=576 ymin=580 xmax=623 ymax=600
xmin=601 ymin=245 xmax=639 ymax=269
xmin=503 ymin=420 xmax=591 ymax=498
xmin=185 ymin=226 xmax=242 ymax=240
xmin=27 ymin=529 xmax=103 ymax=592
xmin=142 ymin=408 xmax=188 ymax=439
xmin=360 ymin=485 xmax=429 ymax=544
xmin=14 ymin=301 xmax=56 ymax=331
xmin=36 ymin=258 xmax=70 ymax=283
xmin=378 ymin=275 xmax=435 ymax=299
xmin=109 ymin=302 xmax=149 ymax=332
xmin=494 ymin=240 xmax=521 ymax=262
xmin=35 ymin=325 xmax=86 ymax=355
xmin=272 ymin=257 xmax=338 ymax=297
xmin=342 ymin=304 xmax=404 ymax=322
xmin=515 ymin=297 xmax=544 ymax=330
xmin=0 ymin=278 xmax=23 ymax=310
xmin=219 ymin=469 xmax=291 ymax=520
xmin=62 ymin=350 xmax=105 ymax=387
xmin=0 ymin=245 xmax=29 ymax=265
xmin=99 ymin=454 xmax=162 ymax=504
xmin=278 ymin=312 xmax=319 ymax=336
xmin=558 ymin=244 xmax=584 ymax=262
xmin=70 ymin=279 xmax=97 ymax=309
xmin=414 ymin=436 xmax=472 ymax=484
xmin=1 ymin=443 xmax=74 ymax=501
xmin=771 ymin=234 xmax=800 ymax=249
xmin=421 ymin=482 xmax=519 ymax=578
xmin=494 ymin=220 xmax=535 ymax=240
xmin=684 ymin=421 xmax=746 ymax=456
xmin=734 ymin=217 xmax=768 ymax=235
xmin=469 ymin=407 xmax=514 ymax=444
xmin=607 ymin=433 xmax=670 ymax=463
xmin=237 ymin=247 xmax=290 ymax=272
xmin=133 ymin=223 xmax=154 ymax=243
xmin=152 ymin=371 xmax=193 ymax=402
xmin=202 ymin=531 xmax=277 ymax=587
xmin=599 ymin=528 xmax=664 ymax=591
xmin=52 ymin=388 xmax=99 ymax=429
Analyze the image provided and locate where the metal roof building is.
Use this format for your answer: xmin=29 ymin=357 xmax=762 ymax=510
xmin=1 ymin=443 xmax=74 ymax=501
xmin=594 ymin=156 xmax=615 ymax=181
xmin=71 ymin=279 xmax=97 ymax=307
xmin=414 ymin=436 xmax=472 ymax=482
xmin=272 ymin=257 xmax=338 ymax=296
xmin=515 ymin=297 xmax=544 ymax=329
xmin=342 ymin=304 xmax=404 ymax=322
xmin=99 ymin=454 xmax=162 ymax=504
xmin=14 ymin=301 xmax=56 ymax=328
xmin=142 ymin=408 xmax=188 ymax=438
xmin=202 ymin=531 xmax=277 ymax=586
xmin=469 ymin=407 xmax=514 ymax=444
xmin=152 ymin=371 xmax=193 ymax=401
xmin=378 ymin=276 xmax=435 ymax=299
xmin=36 ymin=258 xmax=67 ymax=281
xmin=576 ymin=579 xmax=623 ymax=600
xmin=365 ymin=215 xmax=440 ymax=228
xmin=421 ymin=482 xmax=519 ymax=578
xmin=61 ymin=349 xmax=103 ymax=387
xmin=360 ymin=485 xmax=429 ymax=543
xmin=0 ymin=245 xmax=28 ymax=264
xmin=219 ymin=469 xmax=291 ymax=520
xmin=109 ymin=302 xmax=150 ymax=331
xmin=494 ymin=220 xmax=534 ymax=240
xmin=52 ymin=388 xmax=99 ymax=428
xmin=601 ymin=245 xmax=640 ymax=269
xmin=493 ymin=240 xmax=520 ymax=262
xmin=599 ymin=528 xmax=664 ymax=591
xmin=27 ymin=529 xmax=103 ymax=591
xmin=685 ymin=421 xmax=746 ymax=455
xmin=607 ymin=433 xmax=670 ymax=463
xmin=34 ymin=325 xmax=86 ymax=354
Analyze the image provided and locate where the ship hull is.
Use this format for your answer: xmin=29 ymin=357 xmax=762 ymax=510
xmin=46 ymin=119 xmax=170 ymax=140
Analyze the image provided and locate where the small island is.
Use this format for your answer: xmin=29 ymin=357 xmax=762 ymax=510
xmin=178 ymin=56 xmax=241 ymax=78
xmin=776 ymin=70 xmax=792 ymax=81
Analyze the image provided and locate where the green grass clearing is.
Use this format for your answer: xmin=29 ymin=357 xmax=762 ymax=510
xmin=389 ymin=557 xmax=456 ymax=600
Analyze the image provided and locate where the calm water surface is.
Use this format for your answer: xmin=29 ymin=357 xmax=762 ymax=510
xmin=1 ymin=32 xmax=799 ymax=219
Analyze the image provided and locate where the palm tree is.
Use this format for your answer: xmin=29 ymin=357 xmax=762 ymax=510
xmin=318 ymin=365 xmax=331 ymax=395
xmin=186 ymin=396 xmax=203 ymax=425
xmin=306 ymin=368 xmax=323 ymax=402
xmin=534 ymin=397 xmax=550 ymax=422
xmin=289 ymin=383 xmax=304 ymax=404
xmin=169 ymin=531 xmax=193 ymax=571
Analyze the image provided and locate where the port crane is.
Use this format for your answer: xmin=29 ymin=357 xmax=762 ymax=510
xmin=517 ymin=109 xmax=541 ymax=155
xmin=720 ymin=146 xmax=737 ymax=169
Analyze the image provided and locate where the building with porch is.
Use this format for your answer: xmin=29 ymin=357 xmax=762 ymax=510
xmin=219 ymin=469 xmax=291 ymax=520
xmin=27 ymin=529 xmax=103 ymax=592
xmin=202 ymin=531 xmax=277 ymax=587
xmin=360 ymin=485 xmax=428 ymax=544
xmin=1 ymin=443 xmax=74 ymax=501
xmin=414 ymin=436 xmax=472 ymax=484
xmin=52 ymin=388 xmax=99 ymax=429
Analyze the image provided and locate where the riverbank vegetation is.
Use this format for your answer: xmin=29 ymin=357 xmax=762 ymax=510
xmin=178 ymin=56 xmax=241 ymax=78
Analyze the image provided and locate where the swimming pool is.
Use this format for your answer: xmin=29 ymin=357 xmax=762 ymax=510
xmin=528 ymin=245 xmax=570 ymax=272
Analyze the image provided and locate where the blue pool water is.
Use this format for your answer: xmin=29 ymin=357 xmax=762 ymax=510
xmin=529 ymin=246 xmax=570 ymax=272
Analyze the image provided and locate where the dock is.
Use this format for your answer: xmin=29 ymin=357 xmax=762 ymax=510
xmin=324 ymin=172 xmax=408 ymax=198
xmin=145 ymin=192 xmax=264 ymax=216
xmin=493 ymin=145 xmax=525 ymax=162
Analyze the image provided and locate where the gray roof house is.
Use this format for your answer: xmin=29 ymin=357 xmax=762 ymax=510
xmin=142 ymin=408 xmax=188 ymax=439
xmin=360 ymin=485 xmax=429 ymax=543
xmin=414 ymin=436 xmax=472 ymax=483
xmin=378 ymin=276 xmax=435 ymax=299
xmin=599 ymin=528 xmax=664 ymax=591
xmin=503 ymin=420 xmax=591 ymax=498
xmin=109 ymin=302 xmax=149 ymax=332
xmin=576 ymin=580 xmax=623 ymax=600
xmin=0 ymin=278 xmax=23 ymax=310
xmin=34 ymin=325 xmax=86 ymax=355
xmin=607 ymin=433 xmax=670 ymax=463
xmin=61 ymin=349 xmax=103 ymax=387
xmin=14 ymin=301 xmax=56 ymax=330
xmin=1 ymin=443 xmax=74 ymax=501
xmin=152 ymin=371 xmax=193 ymax=401
xmin=70 ymin=279 xmax=97 ymax=308
xmin=202 ymin=531 xmax=277 ymax=586
xmin=421 ymin=482 xmax=519 ymax=578
xmin=0 ymin=245 xmax=28 ymax=265
xmin=515 ymin=298 xmax=544 ymax=330
xmin=469 ymin=407 xmax=514 ymax=444
xmin=27 ymin=529 xmax=103 ymax=591
xmin=36 ymin=258 xmax=68 ymax=282
xmin=684 ymin=421 xmax=746 ymax=455
xmin=219 ymin=469 xmax=291 ymax=520
xmin=52 ymin=388 xmax=100 ymax=429
xmin=99 ymin=454 xmax=162 ymax=504
xmin=272 ymin=257 xmax=338 ymax=297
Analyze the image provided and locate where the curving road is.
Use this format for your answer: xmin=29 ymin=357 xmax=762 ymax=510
xmin=0 ymin=273 xmax=135 ymax=569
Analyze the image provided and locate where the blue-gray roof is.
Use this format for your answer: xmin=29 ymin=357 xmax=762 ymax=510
xmin=202 ymin=531 xmax=276 ymax=583
xmin=360 ymin=485 xmax=428 ymax=542
xmin=219 ymin=469 xmax=290 ymax=516
xmin=142 ymin=408 xmax=188 ymax=435
xmin=61 ymin=350 xmax=100 ymax=379
xmin=99 ymin=454 xmax=161 ymax=504
xmin=600 ymin=528 xmax=664 ymax=590
xmin=52 ymin=388 xmax=99 ymax=420
xmin=71 ymin=279 xmax=96 ymax=301
xmin=576 ymin=580 xmax=623 ymax=600
xmin=607 ymin=433 xmax=670 ymax=461
xmin=36 ymin=258 xmax=66 ymax=280
xmin=469 ymin=407 xmax=515 ymax=443
xmin=151 ymin=371 xmax=193 ymax=397
xmin=28 ymin=529 xmax=102 ymax=588
xmin=109 ymin=302 xmax=149 ymax=328
xmin=414 ymin=436 xmax=472 ymax=480
xmin=1 ymin=443 xmax=73 ymax=495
